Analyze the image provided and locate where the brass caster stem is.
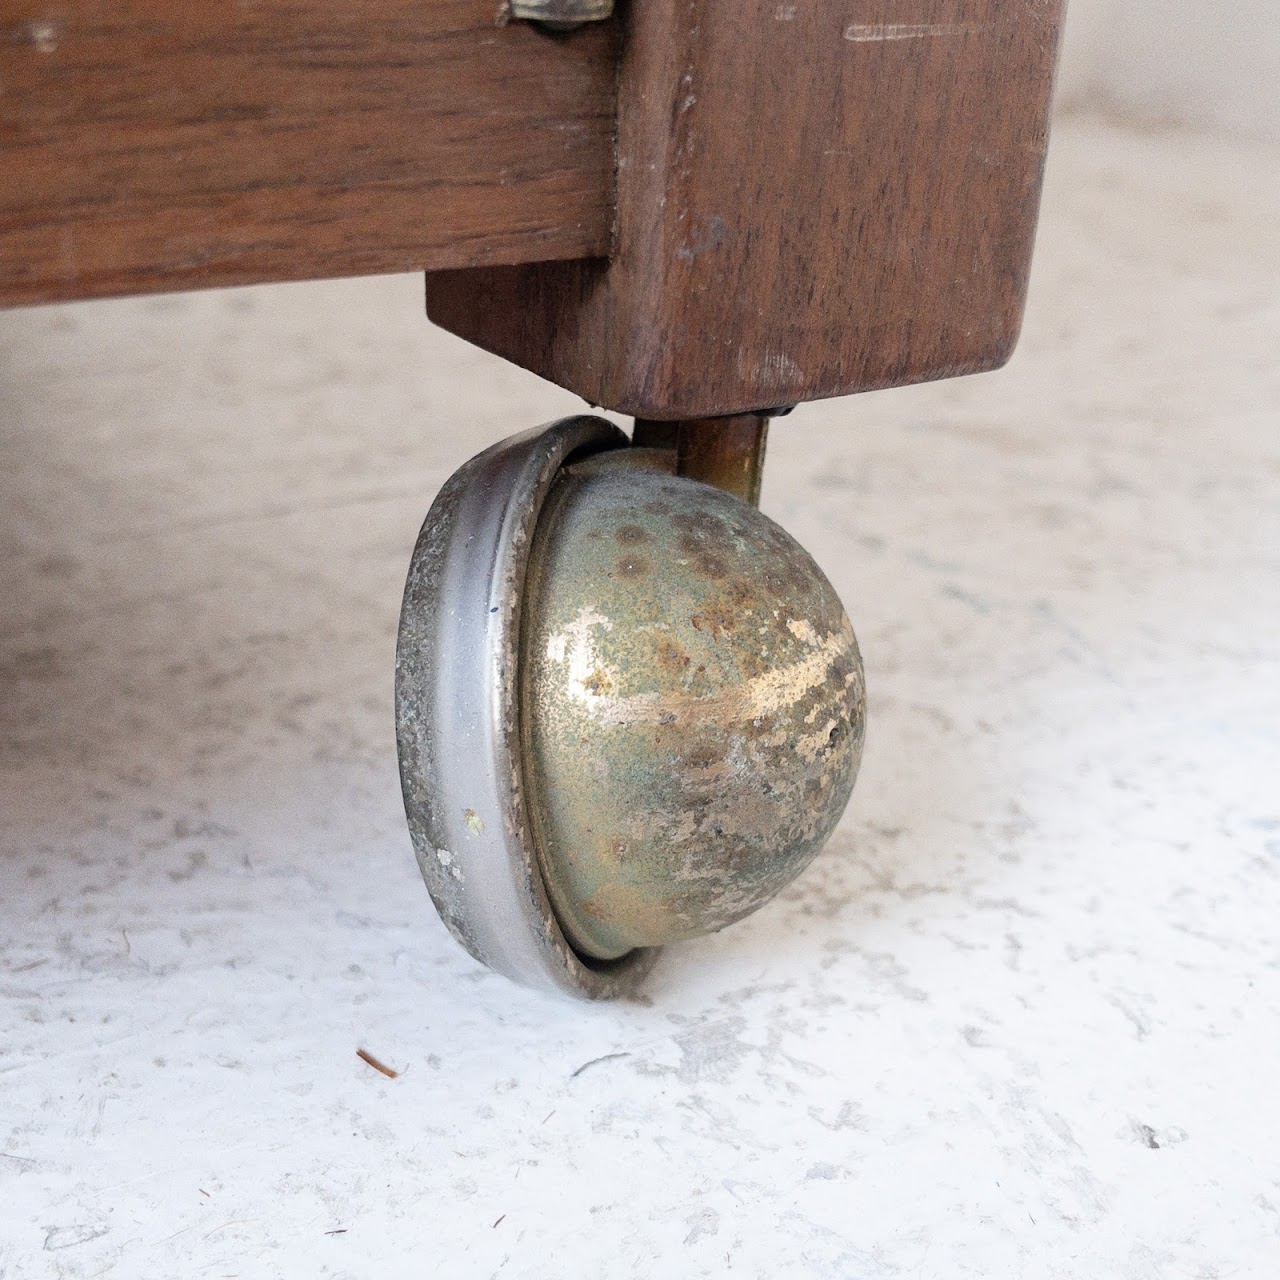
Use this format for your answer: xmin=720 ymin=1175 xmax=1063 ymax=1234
xmin=633 ymin=413 xmax=770 ymax=507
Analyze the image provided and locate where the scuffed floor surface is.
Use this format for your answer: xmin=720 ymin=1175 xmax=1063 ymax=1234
xmin=2 ymin=118 xmax=1278 ymax=1278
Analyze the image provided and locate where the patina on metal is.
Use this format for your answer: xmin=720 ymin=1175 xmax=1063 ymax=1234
xmin=635 ymin=414 xmax=770 ymax=507
xmin=395 ymin=416 xmax=657 ymax=998
xmin=397 ymin=415 xmax=865 ymax=993
xmin=519 ymin=445 xmax=865 ymax=960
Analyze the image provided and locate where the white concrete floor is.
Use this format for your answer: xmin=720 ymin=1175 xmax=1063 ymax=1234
xmin=2 ymin=117 xmax=1278 ymax=1278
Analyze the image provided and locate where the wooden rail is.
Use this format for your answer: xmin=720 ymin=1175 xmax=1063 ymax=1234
xmin=0 ymin=0 xmax=618 ymax=304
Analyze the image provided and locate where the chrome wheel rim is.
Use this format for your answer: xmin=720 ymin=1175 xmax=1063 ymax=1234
xmin=395 ymin=416 xmax=659 ymax=998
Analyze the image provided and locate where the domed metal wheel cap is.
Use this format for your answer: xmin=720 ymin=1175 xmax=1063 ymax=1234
xmin=395 ymin=416 xmax=659 ymax=998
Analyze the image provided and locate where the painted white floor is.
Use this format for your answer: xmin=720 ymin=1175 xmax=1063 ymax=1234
xmin=2 ymin=117 xmax=1278 ymax=1278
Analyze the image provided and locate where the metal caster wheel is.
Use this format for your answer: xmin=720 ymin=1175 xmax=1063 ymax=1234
xmin=395 ymin=416 xmax=865 ymax=997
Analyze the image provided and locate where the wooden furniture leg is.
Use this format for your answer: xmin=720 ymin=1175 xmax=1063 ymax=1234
xmin=427 ymin=0 xmax=1064 ymax=418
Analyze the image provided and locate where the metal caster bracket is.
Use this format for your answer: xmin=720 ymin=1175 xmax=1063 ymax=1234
xmin=396 ymin=416 xmax=655 ymax=998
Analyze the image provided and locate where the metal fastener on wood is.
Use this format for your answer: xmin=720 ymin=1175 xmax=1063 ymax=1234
xmin=507 ymin=0 xmax=614 ymax=30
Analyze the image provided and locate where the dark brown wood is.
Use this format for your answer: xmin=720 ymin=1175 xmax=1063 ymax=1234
xmin=428 ymin=0 xmax=1064 ymax=419
xmin=0 ymin=1 xmax=618 ymax=304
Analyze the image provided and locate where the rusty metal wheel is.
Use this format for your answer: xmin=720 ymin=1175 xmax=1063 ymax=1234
xmin=395 ymin=416 xmax=865 ymax=997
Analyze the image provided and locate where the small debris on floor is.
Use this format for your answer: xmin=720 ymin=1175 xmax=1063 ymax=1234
xmin=356 ymin=1048 xmax=399 ymax=1079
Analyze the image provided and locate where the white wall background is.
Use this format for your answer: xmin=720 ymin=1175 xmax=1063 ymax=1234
xmin=1056 ymin=0 xmax=1280 ymax=141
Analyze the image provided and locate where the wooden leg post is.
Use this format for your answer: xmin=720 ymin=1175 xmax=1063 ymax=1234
xmin=428 ymin=1 xmax=1065 ymax=419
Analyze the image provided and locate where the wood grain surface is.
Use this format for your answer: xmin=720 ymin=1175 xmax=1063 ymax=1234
xmin=0 ymin=1 xmax=618 ymax=304
xmin=428 ymin=0 xmax=1064 ymax=418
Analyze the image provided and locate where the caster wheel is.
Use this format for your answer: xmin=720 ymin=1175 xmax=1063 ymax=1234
xmin=396 ymin=416 xmax=865 ymax=997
